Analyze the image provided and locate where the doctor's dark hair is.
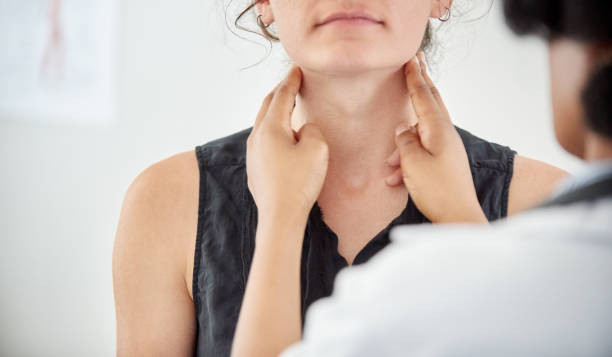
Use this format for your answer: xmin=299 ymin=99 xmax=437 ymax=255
xmin=503 ymin=0 xmax=612 ymax=42
xmin=503 ymin=0 xmax=612 ymax=137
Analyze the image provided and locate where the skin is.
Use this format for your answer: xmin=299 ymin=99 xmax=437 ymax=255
xmin=233 ymin=55 xmax=491 ymax=357
xmin=113 ymin=152 xmax=198 ymax=356
xmin=113 ymin=0 xmax=574 ymax=355
xmin=257 ymin=0 xmax=566 ymax=261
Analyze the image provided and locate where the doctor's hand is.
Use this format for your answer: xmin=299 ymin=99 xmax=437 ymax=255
xmin=246 ymin=65 xmax=329 ymax=225
xmin=385 ymin=53 xmax=487 ymax=224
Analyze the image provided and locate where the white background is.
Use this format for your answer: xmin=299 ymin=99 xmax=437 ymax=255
xmin=0 ymin=0 xmax=582 ymax=355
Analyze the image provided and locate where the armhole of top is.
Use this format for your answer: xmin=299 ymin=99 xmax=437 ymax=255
xmin=192 ymin=145 xmax=208 ymax=319
xmin=456 ymin=126 xmax=518 ymax=219
xmin=501 ymin=148 xmax=518 ymax=218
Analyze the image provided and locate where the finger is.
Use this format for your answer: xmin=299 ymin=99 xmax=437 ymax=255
xmin=386 ymin=148 xmax=400 ymax=167
xmin=253 ymin=90 xmax=275 ymax=131
xmin=254 ymin=79 xmax=283 ymax=131
xmin=407 ymin=96 xmax=419 ymax=126
xmin=417 ymin=52 xmax=451 ymax=122
xmin=385 ymin=168 xmax=403 ymax=187
xmin=395 ymin=124 xmax=431 ymax=157
xmin=404 ymin=56 xmax=442 ymax=129
xmin=296 ymin=123 xmax=327 ymax=152
xmin=267 ymin=64 xmax=302 ymax=134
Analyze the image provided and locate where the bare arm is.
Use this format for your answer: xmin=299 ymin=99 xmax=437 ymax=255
xmin=113 ymin=151 xmax=199 ymax=356
xmin=231 ymin=212 xmax=308 ymax=357
xmin=231 ymin=65 xmax=329 ymax=357
xmin=508 ymin=155 xmax=570 ymax=215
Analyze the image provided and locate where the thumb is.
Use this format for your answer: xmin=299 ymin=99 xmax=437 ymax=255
xmin=296 ymin=123 xmax=328 ymax=152
xmin=395 ymin=123 xmax=426 ymax=158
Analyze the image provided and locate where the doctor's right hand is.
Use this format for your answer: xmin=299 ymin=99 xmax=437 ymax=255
xmin=246 ymin=65 xmax=329 ymax=226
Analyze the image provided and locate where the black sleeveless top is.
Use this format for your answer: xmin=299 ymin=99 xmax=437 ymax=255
xmin=192 ymin=126 xmax=517 ymax=356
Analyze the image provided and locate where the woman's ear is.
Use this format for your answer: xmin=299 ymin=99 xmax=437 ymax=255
xmin=255 ymin=0 xmax=275 ymax=25
xmin=430 ymin=0 xmax=453 ymax=19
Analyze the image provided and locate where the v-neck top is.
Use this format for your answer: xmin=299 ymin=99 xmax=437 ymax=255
xmin=192 ymin=126 xmax=517 ymax=357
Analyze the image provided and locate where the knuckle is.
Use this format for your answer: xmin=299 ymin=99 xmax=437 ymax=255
xmin=406 ymin=60 xmax=420 ymax=74
xmin=429 ymin=86 xmax=441 ymax=98
xmin=277 ymin=85 xmax=292 ymax=97
xmin=416 ymin=82 xmax=429 ymax=91
xmin=398 ymin=132 xmax=417 ymax=145
xmin=422 ymin=108 xmax=441 ymax=120
xmin=400 ymin=137 xmax=415 ymax=147
xmin=408 ymin=83 xmax=430 ymax=98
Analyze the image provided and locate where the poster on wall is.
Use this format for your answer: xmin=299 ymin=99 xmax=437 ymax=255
xmin=0 ymin=0 xmax=119 ymax=125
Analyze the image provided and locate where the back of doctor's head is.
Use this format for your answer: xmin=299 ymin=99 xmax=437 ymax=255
xmin=503 ymin=0 xmax=612 ymax=158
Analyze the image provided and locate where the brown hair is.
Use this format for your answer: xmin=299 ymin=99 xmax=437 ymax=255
xmin=234 ymin=1 xmax=435 ymax=54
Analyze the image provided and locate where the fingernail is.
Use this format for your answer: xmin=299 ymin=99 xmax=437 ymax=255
xmin=385 ymin=174 xmax=401 ymax=186
xmin=395 ymin=123 xmax=410 ymax=136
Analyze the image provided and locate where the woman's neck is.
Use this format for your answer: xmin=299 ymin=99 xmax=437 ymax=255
xmin=291 ymin=66 xmax=415 ymax=194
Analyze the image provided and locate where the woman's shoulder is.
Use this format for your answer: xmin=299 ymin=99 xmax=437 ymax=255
xmin=125 ymin=150 xmax=200 ymax=215
xmin=117 ymin=125 xmax=257 ymax=303
xmin=113 ymin=150 xmax=199 ymax=337
xmin=118 ymin=149 xmax=201 ymax=269
xmin=113 ymin=148 xmax=201 ymax=350
xmin=120 ymin=125 xmax=254 ymax=299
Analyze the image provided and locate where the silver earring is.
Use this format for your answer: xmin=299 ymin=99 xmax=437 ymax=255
xmin=439 ymin=7 xmax=451 ymax=22
xmin=257 ymin=14 xmax=271 ymax=28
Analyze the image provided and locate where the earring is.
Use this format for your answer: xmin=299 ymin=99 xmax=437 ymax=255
xmin=257 ymin=14 xmax=271 ymax=29
xmin=438 ymin=6 xmax=451 ymax=22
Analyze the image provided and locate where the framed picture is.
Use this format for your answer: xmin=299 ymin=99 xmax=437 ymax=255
xmin=0 ymin=0 xmax=119 ymax=125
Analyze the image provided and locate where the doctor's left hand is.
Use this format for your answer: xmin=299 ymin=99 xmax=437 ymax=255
xmin=385 ymin=53 xmax=487 ymax=224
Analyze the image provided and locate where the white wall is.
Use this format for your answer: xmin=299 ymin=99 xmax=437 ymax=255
xmin=0 ymin=0 xmax=582 ymax=356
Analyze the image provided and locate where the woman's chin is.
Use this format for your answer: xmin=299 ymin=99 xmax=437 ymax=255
xmin=288 ymin=42 xmax=408 ymax=75
xmin=298 ymin=52 xmax=398 ymax=75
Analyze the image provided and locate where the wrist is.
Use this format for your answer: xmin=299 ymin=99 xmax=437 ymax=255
xmin=258 ymin=202 xmax=311 ymax=228
xmin=256 ymin=208 xmax=309 ymax=242
xmin=461 ymin=208 xmax=489 ymax=224
xmin=438 ymin=202 xmax=488 ymax=224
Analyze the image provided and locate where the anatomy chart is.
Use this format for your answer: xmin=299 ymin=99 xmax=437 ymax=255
xmin=0 ymin=0 xmax=119 ymax=124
